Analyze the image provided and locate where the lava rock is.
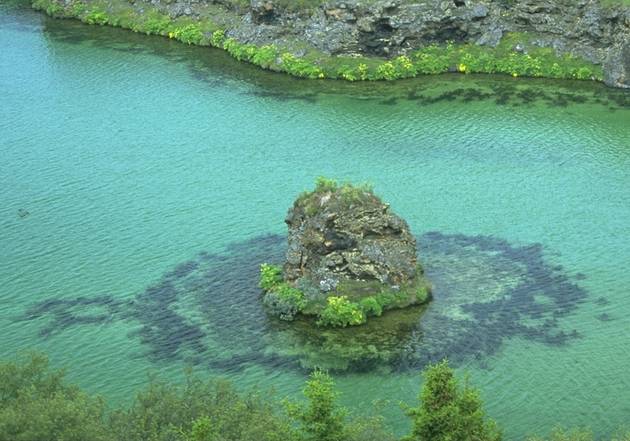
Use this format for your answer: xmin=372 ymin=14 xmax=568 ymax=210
xmin=283 ymin=181 xmax=420 ymax=291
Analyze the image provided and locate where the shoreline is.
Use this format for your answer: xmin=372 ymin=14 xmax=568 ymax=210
xmin=32 ymin=0 xmax=620 ymax=86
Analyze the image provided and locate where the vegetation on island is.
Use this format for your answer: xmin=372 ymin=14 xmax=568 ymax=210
xmin=295 ymin=177 xmax=376 ymax=216
xmin=32 ymin=0 xmax=604 ymax=83
xmin=3 ymin=351 xmax=629 ymax=441
xmin=260 ymin=260 xmax=429 ymax=329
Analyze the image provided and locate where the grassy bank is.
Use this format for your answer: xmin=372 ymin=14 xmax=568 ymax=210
xmin=32 ymin=0 xmax=603 ymax=82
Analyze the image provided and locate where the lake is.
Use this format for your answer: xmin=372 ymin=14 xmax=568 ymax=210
xmin=1 ymin=2 xmax=630 ymax=438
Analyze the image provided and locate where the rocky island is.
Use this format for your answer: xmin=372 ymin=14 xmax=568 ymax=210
xmin=260 ymin=178 xmax=431 ymax=327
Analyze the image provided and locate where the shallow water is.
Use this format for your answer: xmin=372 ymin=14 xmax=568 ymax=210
xmin=2 ymin=2 xmax=630 ymax=439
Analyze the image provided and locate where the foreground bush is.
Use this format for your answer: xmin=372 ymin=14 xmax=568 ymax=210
xmin=109 ymin=375 xmax=297 ymax=441
xmin=286 ymin=370 xmax=396 ymax=441
xmin=404 ymin=359 xmax=502 ymax=441
xmin=2 ymin=352 xmax=629 ymax=441
xmin=0 ymin=352 xmax=110 ymax=441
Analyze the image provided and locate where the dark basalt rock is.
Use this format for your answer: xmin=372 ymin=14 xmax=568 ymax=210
xmin=283 ymin=181 xmax=424 ymax=302
xmin=168 ymin=0 xmax=630 ymax=88
xmin=604 ymin=42 xmax=630 ymax=89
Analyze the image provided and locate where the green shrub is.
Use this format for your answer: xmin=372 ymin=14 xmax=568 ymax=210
xmin=0 ymin=352 xmax=110 ymax=441
xmin=252 ymin=45 xmax=280 ymax=68
xmin=263 ymin=282 xmax=307 ymax=321
xmin=32 ymin=0 xmax=66 ymax=17
xmin=169 ymin=24 xmax=203 ymax=45
xmin=404 ymin=359 xmax=501 ymax=441
xmin=413 ymin=47 xmax=451 ymax=75
xmin=359 ymin=296 xmax=383 ymax=317
xmin=338 ymin=182 xmax=373 ymax=205
xmin=314 ymin=176 xmax=338 ymax=193
xmin=415 ymin=284 xmax=430 ymax=303
xmin=286 ymin=370 xmax=347 ymax=441
xmin=110 ymin=373 xmax=297 ymax=441
xmin=210 ymin=29 xmax=226 ymax=47
xmin=317 ymin=296 xmax=366 ymax=327
xmin=274 ymin=283 xmax=306 ymax=309
xmin=393 ymin=55 xmax=417 ymax=78
xmin=142 ymin=14 xmax=171 ymax=35
xmin=69 ymin=1 xmax=86 ymax=16
xmin=375 ymin=61 xmax=398 ymax=80
xmin=259 ymin=263 xmax=283 ymax=290
xmin=337 ymin=65 xmax=359 ymax=81
xmin=374 ymin=291 xmax=396 ymax=309
xmin=84 ymin=9 xmax=109 ymax=25
xmin=280 ymin=53 xmax=324 ymax=79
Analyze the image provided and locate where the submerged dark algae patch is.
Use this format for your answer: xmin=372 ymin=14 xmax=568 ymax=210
xmin=18 ymin=295 xmax=134 ymax=338
xmin=19 ymin=232 xmax=588 ymax=373
xmin=37 ymin=16 xmax=630 ymax=111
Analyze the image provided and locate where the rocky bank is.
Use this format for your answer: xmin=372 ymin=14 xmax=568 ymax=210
xmin=144 ymin=0 xmax=630 ymax=87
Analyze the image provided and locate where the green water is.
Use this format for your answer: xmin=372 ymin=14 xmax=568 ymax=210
xmin=2 ymin=2 xmax=630 ymax=439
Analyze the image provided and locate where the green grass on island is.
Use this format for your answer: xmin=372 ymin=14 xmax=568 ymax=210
xmin=32 ymin=0 xmax=604 ymax=83
xmin=260 ymin=262 xmax=431 ymax=327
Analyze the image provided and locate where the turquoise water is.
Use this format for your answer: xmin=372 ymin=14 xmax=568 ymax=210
xmin=2 ymin=2 xmax=630 ymax=439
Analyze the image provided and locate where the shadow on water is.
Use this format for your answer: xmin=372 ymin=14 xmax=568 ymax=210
xmin=19 ymin=232 xmax=592 ymax=374
xmin=34 ymin=14 xmax=630 ymax=110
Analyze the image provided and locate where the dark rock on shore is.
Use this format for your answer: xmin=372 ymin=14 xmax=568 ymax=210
xmin=141 ymin=0 xmax=630 ymax=88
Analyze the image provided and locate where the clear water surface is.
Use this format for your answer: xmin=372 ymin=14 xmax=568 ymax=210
xmin=1 ymin=2 xmax=630 ymax=439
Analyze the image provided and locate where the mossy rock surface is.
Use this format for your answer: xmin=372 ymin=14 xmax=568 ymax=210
xmin=261 ymin=178 xmax=431 ymax=327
